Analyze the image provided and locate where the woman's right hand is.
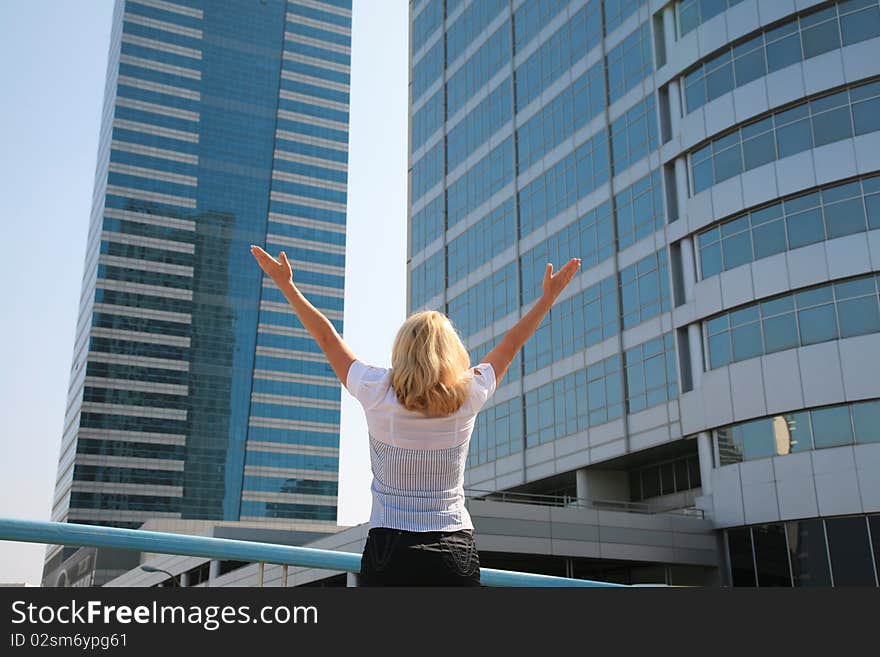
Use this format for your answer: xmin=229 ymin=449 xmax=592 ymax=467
xmin=541 ymin=258 xmax=582 ymax=303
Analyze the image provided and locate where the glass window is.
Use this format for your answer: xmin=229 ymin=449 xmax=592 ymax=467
xmin=786 ymin=411 xmax=813 ymax=453
xmin=674 ymin=458 xmax=690 ymax=491
xmin=786 ymin=519 xmax=832 ymax=586
xmin=869 ymin=515 xmax=880 ymax=582
xmin=766 ymin=26 xmax=802 ymax=73
xmin=800 ymin=7 xmax=841 ymax=59
xmin=753 ymin=524 xmax=793 ymax=587
xmin=825 ymin=516 xmax=877 ymax=586
xmin=840 ymin=1 xmax=880 ymax=45
xmin=742 ymin=130 xmax=776 ymax=170
xmin=731 ymin=322 xmax=762 ymax=361
xmin=797 ymin=303 xmax=838 ymax=345
xmin=688 ymin=455 xmax=702 ymax=488
xmin=709 ymin=332 xmax=731 ymax=368
xmin=762 ymin=313 xmax=798 ymax=353
xmin=811 ymin=106 xmax=853 ymax=148
xmin=852 ymin=95 xmax=880 ymax=135
xmin=739 ymin=418 xmax=776 ymax=460
xmin=852 ymin=400 xmax=880 ymax=443
xmin=824 ymin=197 xmax=867 ymax=238
xmin=721 ymin=231 xmax=752 ymax=270
xmin=811 ymin=405 xmax=854 ymax=449
xmin=776 ymin=118 xmax=813 ymax=158
xmin=837 ymin=295 xmax=880 ymax=338
xmin=727 ymin=528 xmax=756 ymax=586
xmin=752 ymin=219 xmax=787 ymax=259
xmin=787 ymin=208 xmax=825 ymax=249
xmin=660 ymin=462 xmax=675 ymax=495
xmin=642 ymin=466 xmax=660 ymax=498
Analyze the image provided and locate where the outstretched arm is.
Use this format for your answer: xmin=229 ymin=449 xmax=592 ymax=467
xmin=482 ymin=258 xmax=581 ymax=385
xmin=250 ymin=244 xmax=356 ymax=386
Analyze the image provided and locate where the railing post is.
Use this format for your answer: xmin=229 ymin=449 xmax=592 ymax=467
xmin=281 ymin=564 xmax=288 ymax=588
xmin=258 ymin=562 xmax=264 ymax=588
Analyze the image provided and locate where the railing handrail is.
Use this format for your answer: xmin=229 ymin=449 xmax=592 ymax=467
xmin=0 ymin=518 xmax=628 ymax=588
xmin=464 ymin=489 xmax=705 ymax=518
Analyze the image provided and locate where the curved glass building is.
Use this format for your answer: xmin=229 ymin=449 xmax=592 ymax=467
xmin=408 ymin=0 xmax=880 ymax=586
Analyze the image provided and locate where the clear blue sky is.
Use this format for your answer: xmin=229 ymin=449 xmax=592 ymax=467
xmin=0 ymin=0 xmax=408 ymax=584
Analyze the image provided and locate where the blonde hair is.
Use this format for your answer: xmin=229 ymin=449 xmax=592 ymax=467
xmin=390 ymin=310 xmax=473 ymax=417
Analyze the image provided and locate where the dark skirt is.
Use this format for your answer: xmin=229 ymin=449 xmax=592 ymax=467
xmin=357 ymin=526 xmax=482 ymax=587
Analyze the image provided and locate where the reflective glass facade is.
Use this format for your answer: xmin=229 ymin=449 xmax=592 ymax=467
xmin=49 ymin=0 xmax=351 ymax=558
xmin=410 ymin=0 xmax=880 ymax=585
xmin=408 ymin=0 xmax=675 ymax=473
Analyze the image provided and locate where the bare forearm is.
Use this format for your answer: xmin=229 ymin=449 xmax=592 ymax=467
xmin=276 ymin=279 xmax=339 ymax=348
xmin=499 ymin=294 xmax=553 ymax=355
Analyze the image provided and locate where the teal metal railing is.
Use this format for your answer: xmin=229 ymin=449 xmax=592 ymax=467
xmin=0 ymin=518 xmax=627 ymax=587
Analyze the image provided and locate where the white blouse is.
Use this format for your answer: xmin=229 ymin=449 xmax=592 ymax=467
xmin=345 ymin=359 xmax=497 ymax=532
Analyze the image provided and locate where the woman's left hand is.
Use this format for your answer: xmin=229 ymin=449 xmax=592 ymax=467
xmin=250 ymin=244 xmax=292 ymax=286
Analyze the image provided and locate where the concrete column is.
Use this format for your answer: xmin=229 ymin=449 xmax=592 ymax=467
xmin=208 ymin=560 xmax=219 ymax=585
xmin=576 ymin=468 xmax=589 ymax=505
xmin=667 ymin=78 xmax=682 ymax=138
xmin=688 ymin=322 xmax=704 ymax=388
xmin=674 ymin=155 xmax=689 ymax=220
xmin=680 ymin=235 xmax=697 ymax=302
xmin=697 ymin=431 xmax=714 ymax=495
xmin=662 ymin=4 xmax=677 ymax=52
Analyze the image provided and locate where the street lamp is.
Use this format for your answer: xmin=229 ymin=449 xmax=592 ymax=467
xmin=140 ymin=564 xmax=179 ymax=587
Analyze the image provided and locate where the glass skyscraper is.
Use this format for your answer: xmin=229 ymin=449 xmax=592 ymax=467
xmin=44 ymin=0 xmax=352 ymax=586
xmin=409 ymin=0 xmax=880 ymax=586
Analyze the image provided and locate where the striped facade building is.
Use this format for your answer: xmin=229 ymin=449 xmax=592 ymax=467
xmin=407 ymin=0 xmax=880 ymax=586
xmin=43 ymin=0 xmax=352 ymax=587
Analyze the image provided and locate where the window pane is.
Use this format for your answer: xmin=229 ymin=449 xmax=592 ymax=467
xmin=629 ymin=470 xmax=643 ymax=501
xmin=826 ymin=516 xmax=877 ymax=586
xmin=714 ymin=145 xmax=743 ymax=182
xmin=801 ymin=19 xmax=842 ymax=59
xmin=731 ymin=322 xmax=763 ymax=361
xmin=742 ymin=132 xmax=776 ymax=170
xmin=869 ymin=516 xmax=880 ymax=584
xmin=852 ymin=97 xmax=880 ymax=135
xmin=674 ymin=459 xmax=690 ymax=491
xmin=705 ymin=63 xmax=734 ymax=101
xmin=701 ymin=241 xmax=723 ymax=277
xmin=824 ymin=197 xmax=867 ymax=238
xmin=728 ymin=528 xmax=756 ymax=586
xmin=786 ymin=411 xmax=813 ymax=453
xmin=721 ymin=231 xmax=752 ymax=269
xmin=837 ymin=296 xmax=880 ymax=338
xmin=776 ymin=119 xmax=813 ymax=158
xmin=753 ymin=220 xmax=787 ymax=259
xmin=734 ymin=47 xmax=767 ymax=87
xmin=798 ymin=304 xmax=838 ymax=345
xmin=811 ymin=107 xmax=853 ymax=147
xmin=753 ymin=524 xmax=793 ymax=587
xmin=787 ymin=208 xmax=825 ymax=249
xmin=852 ymin=400 xmax=880 ymax=443
xmin=741 ymin=418 xmax=775 ymax=460
xmin=840 ymin=6 xmax=880 ymax=46
xmin=786 ymin=519 xmax=832 ymax=587
xmin=866 ymin=193 xmax=880 ymax=229
xmin=766 ymin=34 xmax=802 ymax=73
xmin=762 ymin=313 xmax=798 ymax=353
xmin=642 ymin=466 xmax=660 ymax=498
xmin=693 ymin=159 xmax=713 ymax=193
xmin=661 ymin=462 xmax=675 ymax=495
xmin=811 ymin=405 xmax=854 ymax=448
xmin=709 ymin=332 xmax=731 ymax=367
xmin=688 ymin=455 xmax=702 ymax=488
